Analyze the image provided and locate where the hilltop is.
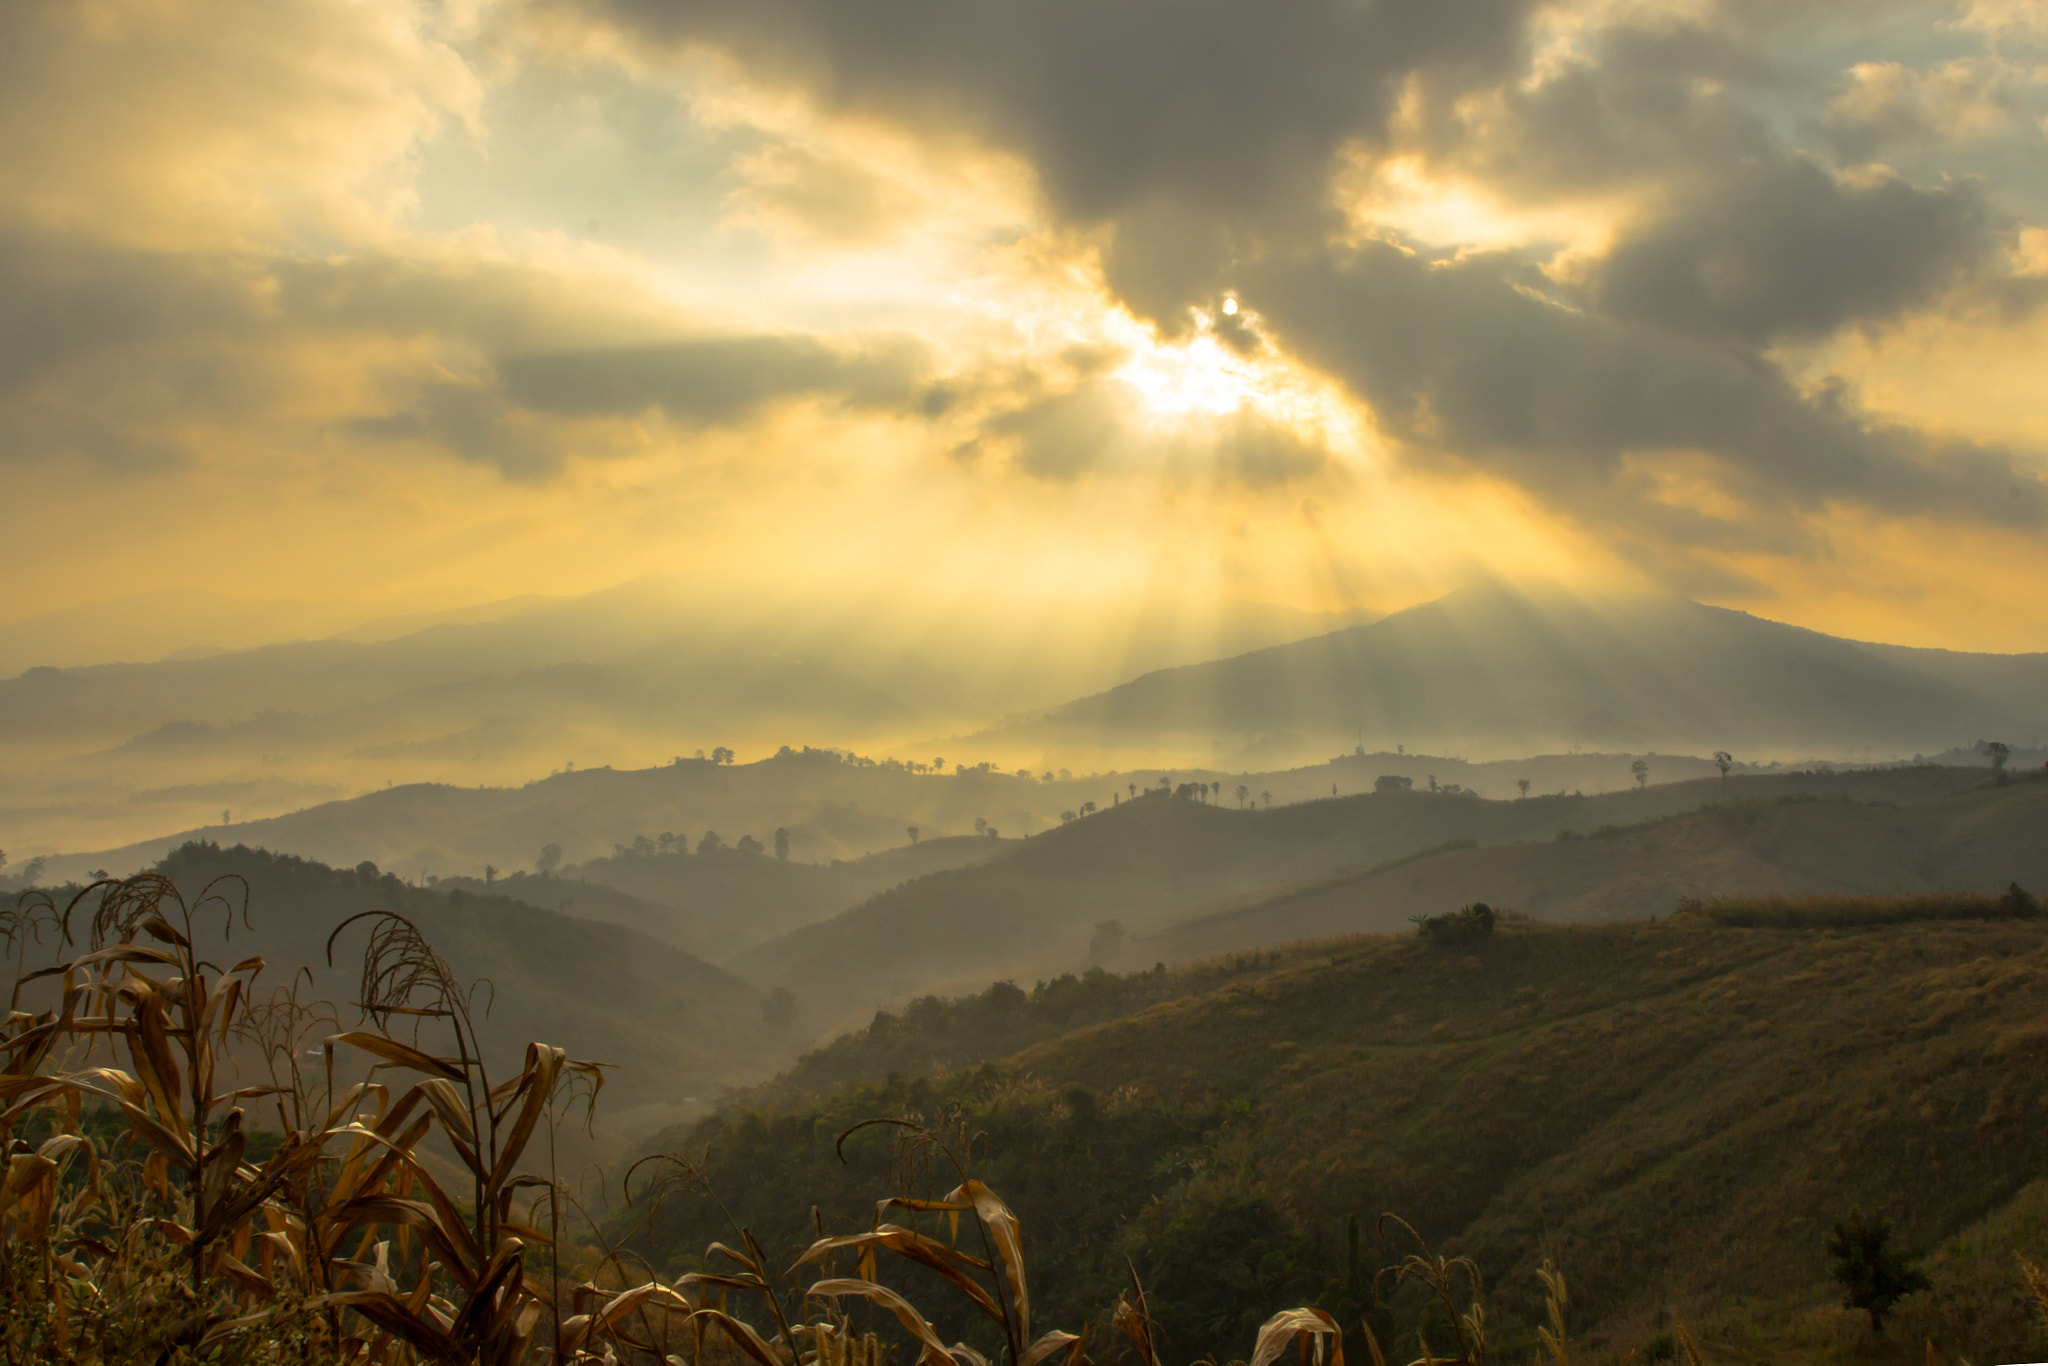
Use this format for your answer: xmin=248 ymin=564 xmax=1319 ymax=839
xmin=625 ymin=901 xmax=2048 ymax=1366
xmin=733 ymin=764 xmax=2045 ymax=1034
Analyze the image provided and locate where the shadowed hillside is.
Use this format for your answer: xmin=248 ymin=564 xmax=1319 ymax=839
xmin=627 ymin=902 xmax=2048 ymax=1366
xmin=12 ymin=842 xmax=784 ymax=1137
xmin=734 ymin=765 xmax=2040 ymax=1033
xmin=1139 ymin=767 xmax=2048 ymax=964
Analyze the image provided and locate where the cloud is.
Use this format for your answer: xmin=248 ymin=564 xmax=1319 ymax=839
xmin=0 ymin=223 xmax=940 ymax=478
xmin=1823 ymin=58 xmax=2022 ymax=160
xmin=1246 ymin=239 xmax=2046 ymax=536
xmin=497 ymin=334 xmax=931 ymax=423
xmin=538 ymin=0 xmax=1540 ymax=313
xmin=0 ymin=0 xmax=478 ymax=247
xmin=976 ymin=375 xmax=1336 ymax=489
xmin=1591 ymin=156 xmax=1998 ymax=344
xmin=724 ymin=141 xmax=927 ymax=244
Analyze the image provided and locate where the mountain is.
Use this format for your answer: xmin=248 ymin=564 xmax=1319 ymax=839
xmin=27 ymin=749 xmax=1049 ymax=896
xmin=731 ymin=765 xmax=2045 ymax=1035
xmin=0 ymin=576 xmax=1368 ymax=856
xmin=975 ymin=586 xmax=2048 ymax=762
xmin=624 ymin=901 xmax=2048 ymax=1366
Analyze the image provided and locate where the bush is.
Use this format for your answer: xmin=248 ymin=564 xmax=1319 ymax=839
xmin=1827 ymin=1206 xmax=1929 ymax=1335
xmin=1412 ymin=902 xmax=1496 ymax=946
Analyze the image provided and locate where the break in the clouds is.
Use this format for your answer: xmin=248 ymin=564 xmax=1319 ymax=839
xmin=4 ymin=0 xmax=2048 ymax=648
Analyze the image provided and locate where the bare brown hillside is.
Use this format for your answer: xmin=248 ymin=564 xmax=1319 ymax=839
xmin=1139 ymin=773 xmax=2048 ymax=964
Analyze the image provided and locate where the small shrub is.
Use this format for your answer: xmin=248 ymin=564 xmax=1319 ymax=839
xmin=1413 ymin=902 xmax=1497 ymax=947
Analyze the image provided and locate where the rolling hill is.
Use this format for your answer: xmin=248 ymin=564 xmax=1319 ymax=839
xmin=732 ymin=765 xmax=2045 ymax=1034
xmin=13 ymin=842 xmax=786 ymax=1138
xmin=1138 ymin=766 xmax=2048 ymax=964
xmin=625 ymin=901 xmax=2048 ymax=1366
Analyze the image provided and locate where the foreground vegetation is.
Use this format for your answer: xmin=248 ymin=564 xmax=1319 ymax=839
xmin=5 ymin=870 xmax=2047 ymax=1364
xmin=632 ymin=896 xmax=2048 ymax=1366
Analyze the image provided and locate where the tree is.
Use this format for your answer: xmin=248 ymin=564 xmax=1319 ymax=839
xmin=1983 ymin=740 xmax=2012 ymax=781
xmin=1631 ymin=758 xmax=1650 ymax=789
xmin=1714 ymin=750 xmax=1733 ymax=792
xmin=933 ymin=756 xmax=944 ymax=771
xmin=1261 ymin=789 xmax=1272 ymax=809
xmin=974 ymin=816 xmax=987 ymax=834
xmin=907 ymin=825 xmax=920 ymax=844
xmin=1060 ymin=810 xmax=1077 ymax=823
xmin=710 ymin=746 xmax=736 ymax=765
xmin=697 ymin=830 xmax=724 ymax=854
xmin=1081 ymin=801 xmax=1096 ymax=815
xmin=1089 ymin=918 xmax=1126 ymax=961
xmin=483 ymin=864 xmax=498 ymax=884
xmin=1236 ymin=783 xmax=1250 ymax=807
xmin=1375 ymin=774 xmax=1413 ymax=793
xmin=737 ymin=834 xmax=765 ymax=855
xmin=1128 ymin=782 xmax=1137 ymax=798
xmin=1517 ymin=778 xmax=1531 ymax=799
xmin=774 ymin=827 xmax=790 ymax=861
xmin=631 ymin=834 xmax=655 ymax=857
xmin=536 ymin=843 xmax=563 ymax=876
xmin=760 ymin=985 xmax=797 ymax=1035
xmin=986 ymin=826 xmax=999 ymax=839
xmin=1827 ymin=1207 xmax=1928 ymax=1335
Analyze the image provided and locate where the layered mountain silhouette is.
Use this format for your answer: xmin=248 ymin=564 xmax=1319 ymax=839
xmin=980 ymin=585 xmax=2048 ymax=757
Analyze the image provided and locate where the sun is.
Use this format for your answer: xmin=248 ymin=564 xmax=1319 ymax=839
xmin=1115 ymin=331 xmax=1257 ymax=418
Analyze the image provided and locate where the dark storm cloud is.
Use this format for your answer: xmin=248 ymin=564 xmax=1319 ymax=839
xmin=1592 ymin=157 xmax=1997 ymax=345
xmin=1246 ymin=241 xmax=2046 ymax=534
xmin=569 ymin=0 xmax=1533 ymax=218
xmin=549 ymin=0 xmax=1538 ymax=323
xmin=0 ymin=226 xmax=940 ymax=477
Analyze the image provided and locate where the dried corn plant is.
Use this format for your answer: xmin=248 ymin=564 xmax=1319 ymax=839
xmin=1373 ymin=1215 xmax=1488 ymax=1366
xmin=0 ymin=874 xmax=612 ymax=1365
xmin=1534 ymin=1259 xmax=1569 ymax=1366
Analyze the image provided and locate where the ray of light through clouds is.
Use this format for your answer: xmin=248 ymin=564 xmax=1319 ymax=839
xmin=2 ymin=0 xmax=2047 ymax=671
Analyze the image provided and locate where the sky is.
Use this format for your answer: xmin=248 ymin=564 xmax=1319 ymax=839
xmin=4 ymin=0 xmax=2048 ymax=660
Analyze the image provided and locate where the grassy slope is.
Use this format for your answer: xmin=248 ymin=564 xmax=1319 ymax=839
xmin=628 ymin=908 xmax=2048 ymax=1366
xmin=1143 ymin=770 xmax=2048 ymax=963
xmin=733 ymin=767 xmax=2028 ymax=1031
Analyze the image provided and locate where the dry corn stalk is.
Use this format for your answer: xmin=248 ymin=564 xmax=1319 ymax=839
xmin=2020 ymin=1254 xmax=2048 ymax=1326
xmin=1535 ymin=1259 xmax=1569 ymax=1366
